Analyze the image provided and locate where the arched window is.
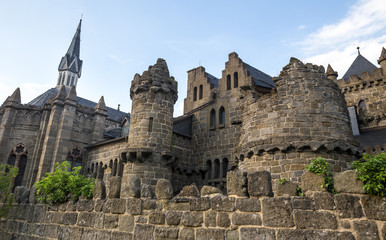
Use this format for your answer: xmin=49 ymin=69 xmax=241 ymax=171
xmin=199 ymin=85 xmax=203 ymax=100
xmin=358 ymin=100 xmax=367 ymax=110
xmin=234 ymin=72 xmax=238 ymax=88
xmin=226 ymin=74 xmax=231 ymax=90
xmin=61 ymin=73 xmax=66 ymax=85
xmin=219 ymin=106 xmax=225 ymax=125
xmin=66 ymin=74 xmax=70 ymax=86
xmin=66 ymin=148 xmax=82 ymax=171
xmin=206 ymin=160 xmax=212 ymax=180
xmin=210 ymin=109 xmax=216 ymax=128
xmin=193 ymin=87 xmax=197 ymax=101
xmin=7 ymin=143 xmax=28 ymax=190
xmin=222 ymin=158 xmax=229 ymax=178
xmin=70 ymin=75 xmax=75 ymax=86
xmin=214 ymin=159 xmax=220 ymax=179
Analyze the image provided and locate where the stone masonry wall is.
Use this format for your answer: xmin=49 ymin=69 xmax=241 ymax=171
xmin=1 ymin=170 xmax=385 ymax=240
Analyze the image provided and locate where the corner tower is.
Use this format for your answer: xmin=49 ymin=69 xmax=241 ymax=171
xmin=56 ymin=20 xmax=83 ymax=88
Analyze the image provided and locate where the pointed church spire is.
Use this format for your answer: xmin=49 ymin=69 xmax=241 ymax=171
xmin=57 ymin=19 xmax=83 ymax=88
xmin=9 ymin=88 xmax=21 ymax=104
xmin=326 ymin=64 xmax=338 ymax=80
xmin=95 ymin=96 xmax=107 ymax=111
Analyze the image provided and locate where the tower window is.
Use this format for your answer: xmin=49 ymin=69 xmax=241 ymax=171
xmin=214 ymin=159 xmax=220 ymax=179
xmin=61 ymin=73 xmax=66 ymax=85
xmin=193 ymin=87 xmax=197 ymax=101
xmin=234 ymin=72 xmax=238 ymax=88
xmin=148 ymin=117 xmax=153 ymax=132
xmin=219 ymin=106 xmax=225 ymax=125
xmin=210 ymin=109 xmax=216 ymax=128
xmin=70 ymin=75 xmax=75 ymax=86
xmin=222 ymin=158 xmax=228 ymax=178
xmin=199 ymin=85 xmax=203 ymax=100
xmin=226 ymin=75 xmax=231 ymax=90
xmin=206 ymin=160 xmax=212 ymax=180
xmin=66 ymin=74 xmax=70 ymax=86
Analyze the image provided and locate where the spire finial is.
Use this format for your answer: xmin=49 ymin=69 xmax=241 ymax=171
xmin=357 ymin=46 xmax=360 ymax=55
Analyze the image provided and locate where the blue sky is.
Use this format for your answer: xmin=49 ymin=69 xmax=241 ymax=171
xmin=1 ymin=0 xmax=385 ymax=116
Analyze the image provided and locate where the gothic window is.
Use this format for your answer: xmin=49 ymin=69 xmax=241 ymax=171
xmin=66 ymin=148 xmax=82 ymax=171
xmin=214 ymin=159 xmax=220 ymax=179
xmin=66 ymin=74 xmax=70 ymax=86
xmin=199 ymin=85 xmax=203 ymax=100
xmin=219 ymin=106 xmax=225 ymax=125
xmin=226 ymin=74 xmax=231 ymax=90
xmin=70 ymin=75 xmax=75 ymax=86
xmin=193 ymin=87 xmax=197 ymax=101
xmin=149 ymin=117 xmax=153 ymax=132
xmin=234 ymin=72 xmax=238 ymax=88
xmin=61 ymin=73 xmax=66 ymax=85
xmin=7 ymin=143 xmax=28 ymax=190
xmin=206 ymin=160 xmax=212 ymax=180
xmin=210 ymin=109 xmax=216 ymax=128
xmin=222 ymin=158 xmax=229 ymax=178
xmin=358 ymin=100 xmax=367 ymax=110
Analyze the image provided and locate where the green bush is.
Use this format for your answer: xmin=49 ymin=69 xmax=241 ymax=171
xmin=0 ymin=164 xmax=18 ymax=217
xmin=305 ymin=157 xmax=336 ymax=193
xmin=35 ymin=161 xmax=95 ymax=204
xmin=352 ymin=153 xmax=386 ymax=196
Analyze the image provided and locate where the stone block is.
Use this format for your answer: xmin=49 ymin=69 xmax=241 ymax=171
xmin=14 ymin=186 xmax=30 ymax=204
xmin=335 ymin=194 xmax=363 ymax=218
xmin=165 ymin=211 xmax=182 ymax=225
xmin=141 ymin=184 xmax=155 ymax=198
xmin=190 ymin=197 xmax=210 ymax=211
xmin=155 ymin=179 xmax=173 ymax=200
xmin=294 ymin=210 xmax=337 ymax=229
xmin=175 ymin=183 xmax=200 ymax=198
xmin=142 ymin=199 xmax=158 ymax=210
xmin=353 ymin=220 xmax=379 ymax=240
xmin=179 ymin=228 xmax=194 ymax=240
xmin=200 ymin=185 xmax=223 ymax=196
xmin=69 ymin=227 xmax=83 ymax=239
xmin=276 ymin=229 xmax=355 ymax=240
xmin=95 ymin=199 xmax=105 ymax=212
xmin=276 ymin=181 xmax=298 ymax=196
xmin=154 ymin=227 xmax=179 ymax=240
xmin=104 ymin=214 xmax=119 ymax=229
xmin=96 ymin=230 xmax=112 ymax=240
xmin=248 ymin=171 xmax=273 ymax=197
xmin=163 ymin=199 xmax=190 ymax=211
xmin=232 ymin=213 xmax=261 ymax=225
xmin=126 ymin=198 xmax=142 ymax=215
xmin=29 ymin=185 xmax=37 ymax=204
xmin=196 ymin=228 xmax=224 ymax=240
xmin=61 ymin=212 xmax=78 ymax=225
xmin=227 ymin=170 xmax=247 ymax=196
xmin=133 ymin=224 xmax=154 ymax=240
xmin=109 ymin=176 xmax=122 ymax=199
xmin=121 ymin=175 xmax=141 ymax=198
xmin=262 ymin=197 xmax=294 ymax=227
xmin=119 ymin=215 xmax=134 ymax=232
xmin=33 ymin=204 xmax=46 ymax=223
xmin=314 ymin=192 xmax=335 ymax=210
xmin=236 ymin=198 xmax=261 ymax=212
xmin=94 ymin=212 xmax=105 ymax=229
xmin=181 ymin=212 xmax=203 ymax=227
xmin=240 ymin=228 xmax=275 ymax=240
xmin=211 ymin=196 xmax=235 ymax=212
xmin=334 ymin=170 xmax=365 ymax=194
xmin=301 ymin=171 xmax=325 ymax=192
xmin=205 ymin=211 xmax=216 ymax=227
xmin=217 ymin=212 xmax=230 ymax=228
xmin=226 ymin=230 xmax=239 ymax=240
xmin=103 ymin=199 xmax=112 ymax=213
xmin=77 ymin=199 xmax=94 ymax=212
xmin=361 ymin=195 xmax=386 ymax=221
xmin=149 ymin=211 xmax=165 ymax=225
xmin=77 ymin=212 xmax=96 ymax=227
xmin=111 ymin=231 xmax=132 ymax=240
xmin=94 ymin=180 xmax=106 ymax=199
xmin=111 ymin=199 xmax=126 ymax=214
xmin=292 ymin=197 xmax=314 ymax=210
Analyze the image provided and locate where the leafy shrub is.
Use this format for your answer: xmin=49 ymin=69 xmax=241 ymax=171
xmin=352 ymin=153 xmax=386 ymax=196
xmin=0 ymin=164 xmax=18 ymax=217
xmin=278 ymin=178 xmax=289 ymax=184
xmin=305 ymin=157 xmax=336 ymax=193
xmin=35 ymin=162 xmax=94 ymax=204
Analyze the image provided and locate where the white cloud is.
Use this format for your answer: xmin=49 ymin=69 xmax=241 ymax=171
xmin=297 ymin=25 xmax=306 ymax=30
xmin=298 ymin=0 xmax=386 ymax=77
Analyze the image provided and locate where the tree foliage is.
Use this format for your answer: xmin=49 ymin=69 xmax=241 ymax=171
xmin=0 ymin=164 xmax=18 ymax=217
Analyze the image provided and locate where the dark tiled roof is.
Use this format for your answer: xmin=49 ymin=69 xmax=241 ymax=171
xmin=354 ymin=127 xmax=386 ymax=150
xmin=173 ymin=115 xmax=192 ymax=138
xmin=28 ymin=87 xmax=129 ymax=122
xmin=244 ymin=63 xmax=275 ymax=89
xmin=207 ymin=73 xmax=219 ymax=88
xmin=342 ymin=54 xmax=377 ymax=81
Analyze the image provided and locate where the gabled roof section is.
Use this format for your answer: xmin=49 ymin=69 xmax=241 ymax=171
xmin=173 ymin=115 xmax=193 ymax=138
xmin=244 ymin=63 xmax=275 ymax=89
xmin=342 ymin=54 xmax=377 ymax=81
xmin=207 ymin=73 xmax=219 ymax=88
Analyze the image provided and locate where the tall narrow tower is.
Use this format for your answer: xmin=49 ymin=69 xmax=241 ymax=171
xmin=56 ymin=20 xmax=83 ymax=88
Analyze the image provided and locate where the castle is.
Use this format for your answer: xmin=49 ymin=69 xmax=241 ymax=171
xmin=0 ymin=20 xmax=385 ymax=194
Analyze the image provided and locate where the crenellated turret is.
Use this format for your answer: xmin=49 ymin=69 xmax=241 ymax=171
xmin=326 ymin=64 xmax=338 ymax=80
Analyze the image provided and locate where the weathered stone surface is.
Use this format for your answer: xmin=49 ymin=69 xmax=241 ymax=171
xmin=334 ymin=170 xmax=365 ymax=194
xmin=77 ymin=199 xmax=94 ymax=212
xmin=340 ymin=220 xmax=351 ymax=229
xmin=301 ymin=171 xmax=325 ymax=192
xmin=77 ymin=212 xmax=96 ymax=227
xmin=126 ymin=198 xmax=142 ymax=215
xmin=335 ymin=194 xmax=363 ymax=218
xmin=164 ymin=199 xmax=190 ymax=211
xmin=190 ymin=197 xmax=210 ymax=211
xmin=196 ymin=228 xmax=225 ymax=240
xmin=141 ymin=184 xmax=155 ymax=199
xmin=382 ymin=223 xmax=386 ymax=240
xmin=181 ymin=212 xmax=203 ymax=227
xmin=14 ymin=186 xmax=30 ymax=204
xmin=149 ymin=212 xmax=165 ymax=225
xmin=133 ymin=224 xmax=154 ymax=240
xmin=119 ymin=215 xmax=134 ymax=232
xmin=155 ymin=179 xmax=173 ymax=200
xmin=94 ymin=212 xmax=105 ymax=229
xmin=142 ymin=199 xmax=158 ymax=210
xmin=294 ymin=210 xmax=337 ymax=229
xmin=262 ymin=197 xmax=294 ymax=227
xmin=179 ymin=228 xmax=194 ymax=240
xmin=205 ymin=211 xmax=216 ymax=227
xmin=154 ymin=227 xmax=179 ymax=240
xmin=122 ymin=175 xmax=141 ymax=198
xmin=109 ymin=176 xmax=122 ymax=199
xmin=361 ymin=195 xmax=386 ymax=221
xmin=314 ymin=192 xmax=335 ymax=210
xmin=276 ymin=181 xmax=298 ymax=196
xmin=226 ymin=230 xmax=239 ymax=240
xmin=293 ymin=197 xmax=313 ymax=210
xmin=227 ymin=171 xmax=247 ymax=196
xmin=236 ymin=198 xmax=261 ymax=212
xmin=111 ymin=231 xmax=133 ymax=240
xmin=353 ymin=220 xmax=379 ymax=240
xmin=166 ymin=211 xmax=182 ymax=225
xmin=232 ymin=213 xmax=261 ymax=225
xmin=96 ymin=230 xmax=112 ymax=240
xmin=248 ymin=171 xmax=273 ymax=197
xmin=111 ymin=199 xmax=126 ymax=214
xmin=240 ymin=228 xmax=275 ymax=240
xmin=52 ymin=212 xmax=78 ymax=225
xmin=211 ymin=196 xmax=235 ymax=212
xmin=103 ymin=199 xmax=112 ymax=213
xmin=104 ymin=214 xmax=119 ymax=229
xmin=94 ymin=180 xmax=106 ymax=199
xmin=136 ymin=216 xmax=148 ymax=224
xmin=175 ymin=183 xmax=200 ymax=198
xmin=276 ymin=229 xmax=355 ymax=240
xmin=29 ymin=185 xmax=37 ymax=204
xmin=95 ymin=199 xmax=105 ymax=212
xmin=217 ymin=212 xmax=230 ymax=228
xmin=200 ymin=185 xmax=223 ymax=196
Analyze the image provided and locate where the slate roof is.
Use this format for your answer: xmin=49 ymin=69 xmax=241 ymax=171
xmin=342 ymin=54 xmax=377 ymax=81
xmin=173 ymin=115 xmax=193 ymax=138
xmin=354 ymin=127 xmax=386 ymax=150
xmin=28 ymin=87 xmax=129 ymax=122
xmin=244 ymin=63 xmax=275 ymax=89
xmin=207 ymin=73 xmax=219 ymax=88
